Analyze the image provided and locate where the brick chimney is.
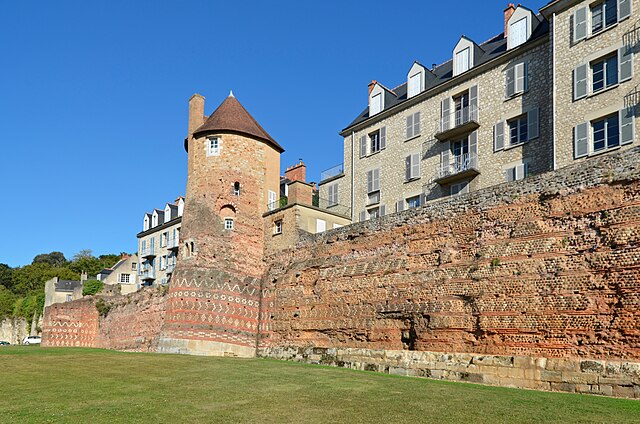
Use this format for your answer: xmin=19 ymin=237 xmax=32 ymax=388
xmin=188 ymin=93 xmax=205 ymax=136
xmin=284 ymin=160 xmax=306 ymax=183
xmin=504 ymin=4 xmax=516 ymax=39
xmin=368 ymin=80 xmax=378 ymax=95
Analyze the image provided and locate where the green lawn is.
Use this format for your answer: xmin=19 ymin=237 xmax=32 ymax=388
xmin=1 ymin=347 xmax=639 ymax=423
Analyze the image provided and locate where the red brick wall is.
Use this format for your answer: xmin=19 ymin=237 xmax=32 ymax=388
xmin=260 ymin=181 xmax=640 ymax=360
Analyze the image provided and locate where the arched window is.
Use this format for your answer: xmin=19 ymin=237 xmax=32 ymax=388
xmin=233 ymin=182 xmax=241 ymax=196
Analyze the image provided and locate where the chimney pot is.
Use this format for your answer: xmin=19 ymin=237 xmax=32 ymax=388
xmin=188 ymin=93 xmax=205 ymax=136
xmin=368 ymin=80 xmax=378 ymax=96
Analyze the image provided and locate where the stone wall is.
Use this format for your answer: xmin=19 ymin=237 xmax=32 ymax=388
xmin=0 ymin=318 xmax=28 ymax=345
xmin=259 ymin=146 xmax=640 ymax=398
xmin=42 ymin=287 xmax=166 ymax=352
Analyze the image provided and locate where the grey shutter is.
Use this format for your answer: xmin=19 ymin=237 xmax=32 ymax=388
xmin=505 ymin=167 xmax=515 ymax=182
xmin=516 ymin=164 xmax=526 ymax=180
xmin=523 ymin=162 xmax=529 ymax=178
xmin=372 ymin=168 xmax=380 ymax=191
xmin=405 ymin=155 xmax=412 ymax=181
xmin=380 ymin=205 xmax=386 ymax=217
xmin=574 ymin=122 xmax=589 ymax=158
xmin=441 ymin=97 xmax=451 ymax=131
xmin=406 ymin=114 xmax=413 ymax=139
xmin=411 ymin=153 xmax=420 ymax=178
xmin=420 ymin=193 xmax=427 ymax=206
xmin=619 ymin=48 xmax=633 ymax=82
xmin=506 ymin=66 xmax=515 ymax=97
xmin=573 ymin=7 xmax=587 ymax=42
xmin=469 ymin=85 xmax=478 ymax=121
xmin=528 ymin=108 xmax=539 ymax=140
xmin=441 ymin=141 xmax=450 ymax=176
xmin=366 ymin=170 xmax=373 ymax=193
xmin=380 ymin=126 xmax=387 ymax=150
xmin=620 ymin=107 xmax=635 ymax=145
xmin=359 ymin=211 xmax=366 ymax=222
xmin=523 ymin=62 xmax=529 ymax=91
xmin=469 ymin=131 xmax=478 ymax=168
xmin=396 ymin=200 xmax=405 ymax=212
xmin=414 ymin=112 xmax=421 ymax=136
xmin=619 ymin=0 xmax=631 ymax=20
xmin=359 ymin=135 xmax=367 ymax=158
xmin=515 ymin=63 xmax=525 ymax=94
xmin=573 ymin=64 xmax=588 ymax=100
xmin=494 ymin=121 xmax=505 ymax=151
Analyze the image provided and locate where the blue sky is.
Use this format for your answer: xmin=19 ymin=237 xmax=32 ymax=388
xmin=0 ymin=0 xmax=550 ymax=267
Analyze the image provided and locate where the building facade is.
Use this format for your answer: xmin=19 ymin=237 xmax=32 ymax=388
xmin=44 ymin=274 xmax=87 ymax=308
xmin=321 ymin=0 xmax=638 ymax=222
xmin=137 ymin=197 xmax=183 ymax=287
xmin=96 ymin=254 xmax=140 ymax=295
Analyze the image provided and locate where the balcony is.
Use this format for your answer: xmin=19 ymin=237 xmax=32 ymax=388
xmin=435 ymin=104 xmax=479 ymax=141
xmin=319 ymin=163 xmax=344 ymax=183
xmin=140 ymin=246 xmax=156 ymax=258
xmin=141 ymin=268 xmax=156 ymax=281
xmin=167 ymin=237 xmax=179 ymax=250
xmin=434 ymin=153 xmax=480 ymax=185
xmin=166 ymin=263 xmax=175 ymax=274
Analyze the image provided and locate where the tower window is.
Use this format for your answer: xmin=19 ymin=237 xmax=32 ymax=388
xmin=274 ymin=220 xmax=282 ymax=235
xmin=233 ymin=182 xmax=241 ymax=196
xmin=224 ymin=218 xmax=234 ymax=230
xmin=207 ymin=137 xmax=220 ymax=156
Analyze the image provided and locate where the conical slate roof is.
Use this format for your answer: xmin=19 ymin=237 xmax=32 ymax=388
xmin=194 ymin=94 xmax=284 ymax=153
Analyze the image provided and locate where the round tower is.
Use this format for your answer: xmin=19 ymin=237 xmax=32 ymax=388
xmin=158 ymin=92 xmax=283 ymax=357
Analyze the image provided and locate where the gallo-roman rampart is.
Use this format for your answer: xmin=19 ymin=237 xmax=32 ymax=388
xmin=43 ymin=146 xmax=640 ymax=398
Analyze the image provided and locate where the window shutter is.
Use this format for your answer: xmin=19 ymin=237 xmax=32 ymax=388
xmin=380 ymin=126 xmax=387 ymax=149
xmin=516 ymin=164 xmax=526 ymax=180
xmin=359 ymin=211 xmax=366 ymax=222
xmin=469 ymin=131 xmax=478 ymax=168
xmin=523 ymin=62 xmax=529 ymax=91
xmin=414 ymin=112 xmax=421 ymax=136
xmin=469 ymin=85 xmax=478 ymax=121
xmin=574 ymin=122 xmax=589 ymax=158
xmin=515 ymin=63 xmax=525 ymax=93
xmin=573 ymin=7 xmax=587 ymax=42
xmin=396 ymin=200 xmax=405 ymax=212
xmin=573 ymin=64 xmax=588 ymax=100
xmin=620 ymin=107 xmax=635 ymax=145
xmin=506 ymin=66 xmax=515 ymax=97
xmin=494 ymin=121 xmax=505 ymax=151
xmin=359 ymin=135 xmax=367 ymax=158
xmin=372 ymin=168 xmax=380 ymax=191
xmin=523 ymin=162 xmax=529 ymax=178
xmin=619 ymin=48 xmax=633 ymax=82
xmin=505 ymin=167 xmax=515 ymax=182
xmin=380 ymin=204 xmax=386 ymax=217
xmin=441 ymin=97 xmax=451 ymax=131
xmin=441 ymin=141 xmax=450 ymax=175
xmin=405 ymin=155 xmax=412 ymax=181
xmin=619 ymin=0 xmax=631 ymax=20
xmin=406 ymin=114 xmax=414 ymax=139
xmin=411 ymin=153 xmax=420 ymax=179
xmin=366 ymin=170 xmax=373 ymax=193
xmin=528 ymin=108 xmax=539 ymax=140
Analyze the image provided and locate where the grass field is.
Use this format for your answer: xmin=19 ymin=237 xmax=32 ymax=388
xmin=1 ymin=347 xmax=639 ymax=423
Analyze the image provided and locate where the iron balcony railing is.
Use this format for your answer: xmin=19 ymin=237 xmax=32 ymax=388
xmin=140 ymin=246 xmax=156 ymax=258
xmin=438 ymin=104 xmax=479 ymax=134
xmin=266 ymin=195 xmax=351 ymax=218
xmin=320 ymin=163 xmax=344 ymax=182
xmin=141 ymin=268 xmax=156 ymax=280
xmin=167 ymin=237 xmax=179 ymax=250
xmin=435 ymin=153 xmax=479 ymax=180
xmin=623 ymin=18 xmax=640 ymax=52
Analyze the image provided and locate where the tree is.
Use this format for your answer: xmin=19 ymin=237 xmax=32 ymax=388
xmin=0 ymin=264 xmax=13 ymax=291
xmin=72 ymin=249 xmax=94 ymax=262
xmin=11 ymin=263 xmax=78 ymax=296
xmin=32 ymin=251 xmax=67 ymax=267
xmin=0 ymin=285 xmax=16 ymax=319
xmin=82 ymin=280 xmax=104 ymax=296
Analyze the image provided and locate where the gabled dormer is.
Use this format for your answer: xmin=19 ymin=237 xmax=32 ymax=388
xmin=143 ymin=213 xmax=151 ymax=231
xmin=176 ymin=197 xmax=185 ymax=217
xmin=152 ymin=209 xmax=165 ymax=227
xmin=407 ymin=62 xmax=434 ymax=99
xmin=506 ymin=5 xmax=541 ymax=50
xmin=368 ymin=81 xmax=396 ymax=116
xmin=164 ymin=203 xmax=178 ymax=222
xmin=453 ymin=36 xmax=484 ymax=77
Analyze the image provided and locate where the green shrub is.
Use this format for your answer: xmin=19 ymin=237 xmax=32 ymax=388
xmin=95 ymin=299 xmax=111 ymax=317
xmin=83 ymin=280 xmax=104 ymax=296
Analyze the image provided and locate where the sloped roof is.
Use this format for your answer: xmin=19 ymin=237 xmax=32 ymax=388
xmin=55 ymin=280 xmax=82 ymax=292
xmin=193 ymin=94 xmax=284 ymax=153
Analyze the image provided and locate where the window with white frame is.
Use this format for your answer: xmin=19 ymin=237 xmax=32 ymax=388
xmin=370 ymin=93 xmax=382 ymax=115
xmin=120 ymin=273 xmax=131 ymax=283
xmin=207 ymin=137 xmax=220 ymax=156
xmin=406 ymin=112 xmax=421 ymax=139
xmin=406 ymin=195 xmax=421 ymax=209
xmin=591 ymin=0 xmax=617 ymax=34
xmin=592 ymin=54 xmax=618 ymax=93
xmin=224 ymin=218 xmax=234 ymax=230
xmin=506 ymin=62 xmax=528 ymax=98
xmin=274 ymin=220 xmax=282 ymax=235
xmin=328 ymin=183 xmax=339 ymax=207
xmin=450 ymin=181 xmax=469 ymax=197
xmin=405 ymin=153 xmax=420 ymax=181
xmin=493 ymin=108 xmax=539 ymax=151
xmin=508 ymin=115 xmax=529 ymax=146
xmin=268 ymin=190 xmax=277 ymax=211
xmin=505 ymin=163 xmax=529 ymax=182
xmin=509 ymin=17 xmax=528 ymax=48
xmin=408 ymin=73 xmax=422 ymax=98
xmin=573 ymin=1 xmax=631 ymax=42
xmin=574 ymin=108 xmax=635 ymax=158
xmin=131 ymin=262 xmax=137 ymax=271
xmin=370 ymin=130 xmax=381 ymax=153
xmin=66 ymin=294 xmax=73 ymax=302
xmin=316 ymin=219 xmax=326 ymax=233
xmin=455 ymin=48 xmax=470 ymax=75
xmin=574 ymin=48 xmax=633 ymax=101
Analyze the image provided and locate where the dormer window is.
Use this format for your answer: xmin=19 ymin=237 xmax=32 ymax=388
xmin=370 ymin=93 xmax=382 ymax=115
xmin=454 ymin=48 xmax=470 ymax=75
xmin=509 ymin=17 xmax=528 ymax=48
xmin=143 ymin=215 xmax=150 ymax=231
xmin=408 ymin=73 xmax=422 ymax=98
xmin=152 ymin=213 xmax=158 ymax=227
xmin=177 ymin=198 xmax=184 ymax=217
xmin=207 ymin=137 xmax=220 ymax=156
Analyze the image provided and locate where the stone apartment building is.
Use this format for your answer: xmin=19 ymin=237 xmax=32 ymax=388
xmin=137 ymin=197 xmax=184 ymax=286
xmin=96 ymin=254 xmax=140 ymax=295
xmin=320 ymin=0 xmax=638 ymax=222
